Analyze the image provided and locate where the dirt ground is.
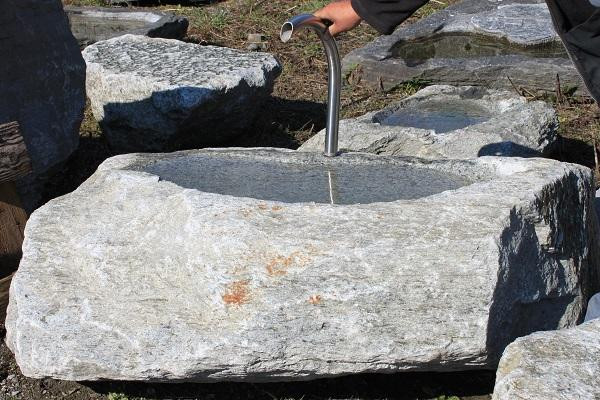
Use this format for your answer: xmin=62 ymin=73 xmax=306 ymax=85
xmin=2 ymin=0 xmax=599 ymax=398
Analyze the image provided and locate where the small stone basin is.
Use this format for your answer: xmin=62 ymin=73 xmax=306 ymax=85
xmin=375 ymin=99 xmax=493 ymax=133
xmin=143 ymin=153 xmax=471 ymax=204
xmin=392 ymin=33 xmax=568 ymax=68
xmin=299 ymin=85 xmax=558 ymax=158
xmin=64 ymin=6 xmax=188 ymax=47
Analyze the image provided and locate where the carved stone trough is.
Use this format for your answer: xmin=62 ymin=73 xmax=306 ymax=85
xmin=5 ymin=148 xmax=599 ymax=382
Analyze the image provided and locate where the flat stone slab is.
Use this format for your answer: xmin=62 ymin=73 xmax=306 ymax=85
xmin=83 ymin=35 xmax=281 ymax=152
xmin=299 ymin=85 xmax=557 ymax=158
xmin=493 ymin=319 xmax=600 ymax=399
xmin=343 ymin=0 xmax=586 ymax=95
xmin=65 ymin=6 xmax=189 ymax=48
xmin=1 ymin=0 xmax=85 ymax=211
xmin=6 ymin=148 xmax=599 ymax=382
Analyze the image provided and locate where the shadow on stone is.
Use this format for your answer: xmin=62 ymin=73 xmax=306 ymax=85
xmin=477 ymin=142 xmax=541 ymax=157
xmin=83 ymin=370 xmax=495 ymax=400
xmin=99 ymin=92 xmax=324 ymax=152
xmin=99 ymin=82 xmax=273 ymax=152
xmin=485 ymin=169 xmax=597 ymax=363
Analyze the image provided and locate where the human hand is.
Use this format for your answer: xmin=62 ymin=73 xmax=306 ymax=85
xmin=314 ymin=0 xmax=362 ymax=36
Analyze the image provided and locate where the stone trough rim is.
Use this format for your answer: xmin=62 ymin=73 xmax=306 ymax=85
xmin=95 ymin=147 xmax=560 ymax=207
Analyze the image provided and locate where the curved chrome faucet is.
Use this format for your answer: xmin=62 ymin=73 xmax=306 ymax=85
xmin=280 ymin=14 xmax=341 ymax=157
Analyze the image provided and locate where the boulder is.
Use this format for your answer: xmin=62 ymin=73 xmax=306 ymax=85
xmin=343 ymin=0 xmax=586 ymax=96
xmin=5 ymin=148 xmax=599 ymax=382
xmin=0 ymin=0 xmax=86 ymax=210
xmin=493 ymin=319 xmax=600 ymax=399
xmin=299 ymin=85 xmax=558 ymax=158
xmin=83 ymin=35 xmax=281 ymax=152
xmin=64 ymin=6 xmax=189 ymax=48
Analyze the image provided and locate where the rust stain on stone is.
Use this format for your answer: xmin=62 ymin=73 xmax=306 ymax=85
xmin=308 ymin=295 xmax=322 ymax=305
xmin=266 ymin=251 xmax=310 ymax=276
xmin=222 ymin=280 xmax=250 ymax=305
xmin=271 ymin=206 xmax=283 ymax=212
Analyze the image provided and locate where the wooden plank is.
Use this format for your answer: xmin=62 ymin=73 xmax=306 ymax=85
xmin=0 ymin=273 xmax=13 ymax=323
xmin=0 ymin=181 xmax=28 ymax=324
xmin=0 ymin=121 xmax=32 ymax=183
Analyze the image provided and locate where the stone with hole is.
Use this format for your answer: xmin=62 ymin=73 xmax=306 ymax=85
xmin=83 ymin=35 xmax=281 ymax=152
xmin=5 ymin=148 xmax=599 ymax=381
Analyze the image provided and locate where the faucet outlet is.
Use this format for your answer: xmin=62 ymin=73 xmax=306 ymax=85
xmin=280 ymin=14 xmax=341 ymax=157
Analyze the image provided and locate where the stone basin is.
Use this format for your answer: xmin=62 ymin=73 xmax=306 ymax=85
xmin=64 ymin=6 xmax=189 ymax=47
xmin=375 ymin=99 xmax=493 ymax=134
xmin=5 ymin=149 xmax=599 ymax=382
xmin=343 ymin=0 xmax=586 ymax=95
xmin=299 ymin=85 xmax=558 ymax=158
xmin=143 ymin=153 xmax=470 ymax=204
xmin=392 ymin=33 xmax=567 ymax=68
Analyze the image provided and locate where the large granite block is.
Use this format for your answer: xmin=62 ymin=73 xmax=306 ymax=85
xmin=5 ymin=149 xmax=599 ymax=381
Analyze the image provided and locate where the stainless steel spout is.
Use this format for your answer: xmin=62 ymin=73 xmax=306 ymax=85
xmin=280 ymin=14 xmax=341 ymax=157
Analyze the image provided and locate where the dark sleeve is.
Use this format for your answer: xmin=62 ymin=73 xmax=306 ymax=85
xmin=350 ymin=0 xmax=430 ymax=35
xmin=545 ymin=0 xmax=600 ymax=104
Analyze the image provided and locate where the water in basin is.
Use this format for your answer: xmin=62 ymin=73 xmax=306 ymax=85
xmin=143 ymin=155 xmax=470 ymax=204
xmin=377 ymin=100 xmax=492 ymax=133
xmin=393 ymin=33 xmax=568 ymax=67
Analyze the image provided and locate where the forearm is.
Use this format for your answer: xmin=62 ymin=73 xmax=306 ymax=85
xmin=350 ymin=0 xmax=430 ymax=34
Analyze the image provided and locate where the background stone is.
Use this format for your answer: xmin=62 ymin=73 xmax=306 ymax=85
xmin=65 ymin=6 xmax=189 ymax=48
xmin=343 ymin=0 xmax=586 ymax=96
xmin=83 ymin=35 xmax=281 ymax=152
xmin=0 ymin=0 xmax=85 ymax=210
xmin=493 ymin=319 xmax=600 ymax=400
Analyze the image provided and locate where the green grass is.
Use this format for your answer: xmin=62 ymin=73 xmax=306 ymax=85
xmin=107 ymin=393 xmax=129 ymax=400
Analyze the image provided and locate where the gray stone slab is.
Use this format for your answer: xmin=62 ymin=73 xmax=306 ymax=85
xmin=64 ymin=6 xmax=189 ymax=48
xmin=0 ymin=0 xmax=85 ymax=210
xmin=83 ymin=35 xmax=281 ymax=152
xmin=343 ymin=0 xmax=587 ymax=95
xmin=493 ymin=319 xmax=600 ymax=399
xmin=299 ymin=85 xmax=558 ymax=158
xmin=5 ymin=148 xmax=599 ymax=382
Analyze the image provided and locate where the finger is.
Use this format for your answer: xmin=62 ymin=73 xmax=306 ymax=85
xmin=328 ymin=23 xmax=342 ymax=36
